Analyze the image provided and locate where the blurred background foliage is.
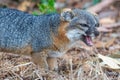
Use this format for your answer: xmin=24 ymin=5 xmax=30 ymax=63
xmin=33 ymin=0 xmax=56 ymax=15
xmin=92 ymin=0 xmax=101 ymax=5
xmin=0 ymin=0 xmax=101 ymax=14
xmin=34 ymin=0 xmax=101 ymax=14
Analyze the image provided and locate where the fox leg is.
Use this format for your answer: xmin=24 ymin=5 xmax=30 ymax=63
xmin=31 ymin=52 xmax=48 ymax=70
xmin=31 ymin=51 xmax=64 ymax=70
xmin=47 ymin=57 xmax=58 ymax=70
xmin=47 ymin=51 xmax=64 ymax=70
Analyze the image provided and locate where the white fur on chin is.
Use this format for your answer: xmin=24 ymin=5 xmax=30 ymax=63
xmin=65 ymin=29 xmax=86 ymax=42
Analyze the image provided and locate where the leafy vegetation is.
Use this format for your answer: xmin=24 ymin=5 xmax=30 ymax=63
xmin=92 ymin=0 xmax=101 ymax=5
xmin=33 ymin=0 xmax=56 ymax=15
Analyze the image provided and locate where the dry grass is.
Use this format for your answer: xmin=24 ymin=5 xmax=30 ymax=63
xmin=0 ymin=46 xmax=119 ymax=80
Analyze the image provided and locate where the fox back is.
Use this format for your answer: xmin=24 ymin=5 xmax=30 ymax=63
xmin=0 ymin=8 xmax=61 ymax=54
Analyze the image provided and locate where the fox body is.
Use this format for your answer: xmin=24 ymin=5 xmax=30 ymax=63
xmin=0 ymin=8 xmax=99 ymax=70
xmin=0 ymin=8 xmax=61 ymax=52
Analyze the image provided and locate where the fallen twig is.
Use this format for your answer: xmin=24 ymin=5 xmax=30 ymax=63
xmin=88 ymin=0 xmax=116 ymax=13
xmin=103 ymin=22 xmax=120 ymax=28
xmin=98 ymin=22 xmax=120 ymax=32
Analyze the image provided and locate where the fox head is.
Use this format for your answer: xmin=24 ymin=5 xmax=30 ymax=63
xmin=60 ymin=8 xmax=99 ymax=46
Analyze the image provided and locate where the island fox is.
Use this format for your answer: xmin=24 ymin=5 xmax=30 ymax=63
xmin=0 ymin=8 xmax=99 ymax=70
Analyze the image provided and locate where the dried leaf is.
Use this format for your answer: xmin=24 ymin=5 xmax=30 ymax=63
xmin=100 ymin=18 xmax=115 ymax=25
xmin=94 ymin=41 xmax=106 ymax=48
xmin=97 ymin=27 xmax=112 ymax=32
xmin=98 ymin=54 xmax=120 ymax=69
xmin=105 ymin=38 xmax=115 ymax=48
xmin=17 ymin=1 xmax=31 ymax=11
xmin=109 ymin=53 xmax=120 ymax=58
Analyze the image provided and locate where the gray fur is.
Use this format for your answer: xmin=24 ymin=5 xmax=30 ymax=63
xmin=0 ymin=8 xmax=100 ymax=70
xmin=0 ymin=8 xmax=99 ymax=54
xmin=0 ymin=8 xmax=60 ymax=52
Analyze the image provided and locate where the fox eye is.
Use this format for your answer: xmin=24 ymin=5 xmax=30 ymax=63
xmin=80 ymin=23 xmax=88 ymax=27
xmin=95 ymin=23 xmax=99 ymax=27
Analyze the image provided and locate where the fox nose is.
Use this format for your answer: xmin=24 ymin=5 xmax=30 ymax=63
xmin=85 ymin=28 xmax=99 ymax=36
xmin=85 ymin=29 xmax=93 ymax=35
xmin=94 ymin=31 xmax=99 ymax=36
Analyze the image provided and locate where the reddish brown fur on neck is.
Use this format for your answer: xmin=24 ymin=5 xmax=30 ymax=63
xmin=52 ymin=21 xmax=70 ymax=51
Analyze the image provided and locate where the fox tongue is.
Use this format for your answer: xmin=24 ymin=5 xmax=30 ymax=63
xmin=85 ymin=36 xmax=93 ymax=46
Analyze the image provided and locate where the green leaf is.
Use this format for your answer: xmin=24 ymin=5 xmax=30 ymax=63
xmin=41 ymin=0 xmax=48 ymax=3
xmin=34 ymin=0 xmax=56 ymax=14
xmin=32 ymin=11 xmax=38 ymax=15
xmin=92 ymin=0 xmax=101 ymax=5
xmin=48 ymin=0 xmax=54 ymax=7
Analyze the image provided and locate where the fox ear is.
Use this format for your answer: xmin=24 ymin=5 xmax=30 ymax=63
xmin=60 ymin=8 xmax=75 ymax=22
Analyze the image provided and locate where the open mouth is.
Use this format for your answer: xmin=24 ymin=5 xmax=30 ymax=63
xmin=83 ymin=36 xmax=93 ymax=46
